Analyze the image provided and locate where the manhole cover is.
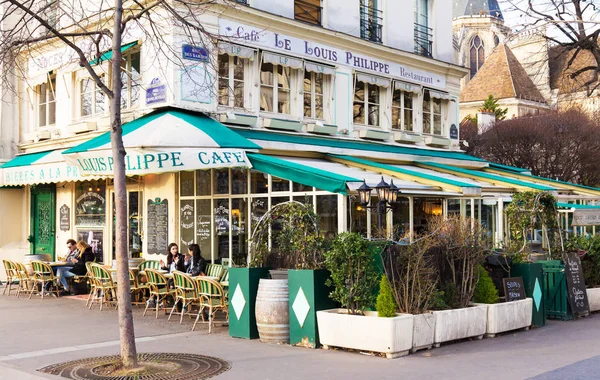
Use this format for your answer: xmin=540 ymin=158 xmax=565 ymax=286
xmin=38 ymin=352 xmax=231 ymax=379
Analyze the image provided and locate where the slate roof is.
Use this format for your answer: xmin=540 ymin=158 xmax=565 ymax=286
xmin=453 ymin=0 xmax=504 ymax=20
xmin=460 ymin=44 xmax=547 ymax=104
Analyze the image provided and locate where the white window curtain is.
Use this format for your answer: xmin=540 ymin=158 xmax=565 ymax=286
xmin=218 ymin=42 xmax=256 ymax=60
xmin=356 ymin=72 xmax=391 ymax=88
xmin=263 ymin=52 xmax=303 ymax=69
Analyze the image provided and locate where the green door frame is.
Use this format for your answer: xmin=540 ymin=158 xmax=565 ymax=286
xmin=30 ymin=184 xmax=57 ymax=260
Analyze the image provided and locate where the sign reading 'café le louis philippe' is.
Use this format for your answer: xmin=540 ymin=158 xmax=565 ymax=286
xmin=66 ymin=148 xmax=252 ymax=176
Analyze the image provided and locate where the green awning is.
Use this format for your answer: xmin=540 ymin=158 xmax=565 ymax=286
xmin=247 ymin=154 xmax=361 ymax=195
xmin=89 ymin=41 xmax=139 ymax=66
xmin=0 ymin=150 xmax=53 ymax=168
xmin=488 ymin=162 xmax=531 ymax=174
xmin=557 ymin=203 xmax=600 ymax=210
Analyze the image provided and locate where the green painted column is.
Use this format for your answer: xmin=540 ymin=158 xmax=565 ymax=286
xmin=228 ymin=267 xmax=270 ymax=339
xmin=288 ymin=269 xmax=336 ymax=348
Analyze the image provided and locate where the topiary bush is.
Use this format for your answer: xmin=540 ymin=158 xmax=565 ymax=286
xmin=473 ymin=265 xmax=499 ymax=304
xmin=376 ymin=275 xmax=397 ymax=318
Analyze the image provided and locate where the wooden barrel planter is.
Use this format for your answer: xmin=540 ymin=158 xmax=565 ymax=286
xmin=255 ymin=279 xmax=289 ymax=344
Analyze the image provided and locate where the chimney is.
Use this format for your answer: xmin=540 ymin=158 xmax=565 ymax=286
xmin=477 ymin=112 xmax=496 ymax=134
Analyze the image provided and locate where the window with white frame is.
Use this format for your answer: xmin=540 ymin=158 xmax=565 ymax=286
xmin=353 ymin=78 xmax=381 ymax=127
xmin=260 ymin=60 xmax=293 ymax=114
xmin=303 ymin=71 xmax=324 ymax=119
xmin=422 ymin=89 xmax=442 ymax=135
xmin=36 ymin=75 xmax=56 ymax=128
xmin=120 ymin=50 xmax=141 ymax=109
xmin=80 ymin=76 xmax=106 ymax=117
xmin=392 ymin=85 xmax=413 ymax=131
xmin=218 ymin=53 xmax=246 ymax=108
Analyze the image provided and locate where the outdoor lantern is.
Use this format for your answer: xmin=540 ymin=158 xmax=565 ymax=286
xmin=387 ymin=180 xmax=399 ymax=204
xmin=357 ymin=180 xmax=372 ymax=206
xmin=375 ymin=176 xmax=390 ymax=201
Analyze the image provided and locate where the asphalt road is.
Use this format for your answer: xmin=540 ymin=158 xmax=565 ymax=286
xmin=1 ymin=293 xmax=599 ymax=380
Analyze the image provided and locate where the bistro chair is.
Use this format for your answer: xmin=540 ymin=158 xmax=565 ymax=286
xmin=2 ymin=260 xmax=18 ymax=296
xmin=129 ymin=268 xmax=148 ymax=306
xmin=138 ymin=260 xmax=161 ymax=271
xmin=89 ymin=264 xmax=118 ymax=311
xmin=14 ymin=262 xmax=34 ymax=298
xmin=29 ymin=261 xmax=60 ymax=299
xmin=220 ymin=269 xmax=229 ymax=300
xmin=143 ymin=269 xmax=176 ymax=319
xmin=194 ymin=277 xmax=228 ymax=333
xmin=169 ymin=271 xmax=199 ymax=324
xmin=205 ymin=264 xmax=224 ymax=280
xmin=85 ymin=262 xmax=97 ymax=307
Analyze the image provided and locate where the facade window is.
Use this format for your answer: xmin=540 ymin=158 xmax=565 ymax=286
xmin=414 ymin=0 xmax=432 ymax=57
xmin=353 ymin=79 xmax=380 ymax=127
xmin=494 ymin=34 xmax=500 ymax=47
xmin=470 ymin=35 xmax=485 ymax=79
xmin=392 ymin=87 xmax=413 ymax=131
xmin=260 ymin=61 xmax=292 ymax=114
xmin=360 ymin=0 xmax=383 ymax=43
xmin=303 ymin=71 xmax=324 ymax=119
xmin=423 ymin=89 xmax=442 ymax=135
xmin=36 ymin=75 xmax=56 ymax=128
xmin=218 ymin=53 xmax=245 ymax=108
xmin=295 ymin=0 xmax=322 ymax=26
xmin=120 ymin=50 xmax=141 ymax=109
xmin=80 ymin=77 xmax=106 ymax=117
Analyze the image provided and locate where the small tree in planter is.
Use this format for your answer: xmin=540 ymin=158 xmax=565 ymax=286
xmin=376 ymin=275 xmax=397 ymax=318
xmin=317 ymin=233 xmax=414 ymax=358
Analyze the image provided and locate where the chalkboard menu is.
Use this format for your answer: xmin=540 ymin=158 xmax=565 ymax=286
xmin=502 ymin=277 xmax=526 ymax=302
xmin=60 ymin=204 xmax=70 ymax=232
xmin=147 ymin=198 xmax=168 ymax=255
xmin=565 ymin=253 xmax=590 ymax=315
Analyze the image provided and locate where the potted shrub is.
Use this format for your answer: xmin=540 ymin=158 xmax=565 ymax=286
xmin=429 ymin=217 xmax=489 ymax=347
xmin=317 ymin=232 xmax=414 ymax=359
xmin=473 ymin=265 xmax=532 ymax=338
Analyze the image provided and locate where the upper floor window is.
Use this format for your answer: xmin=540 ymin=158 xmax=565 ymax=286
xmin=295 ymin=0 xmax=322 ymax=26
xmin=37 ymin=75 xmax=56 ymax=128
xmin=120 ymin=50 xmax=141 ymax=109
xmin=414 ymin=0 xmax=432 ymax=57
xmin=360 ymin=0 xmax=382 ymax=43
xmin=423 ymin=89 xmax=443 ymax=135
xmin=470 ymin=35 xmax=485 ymax=79
xmin=80 ymin=76 xmax=106 ymax=118
xmin=304 ymin=71 xmax=324 ymax=119
xmin=260 ymin=53 xmax=302 ymax=115
xmin=392 ymin=83 xmax=414 ymax=132
xmin=218 ymin=53 xmax=246 ymax=108
xmin=353 ymin=74 xmax=389 ymax=128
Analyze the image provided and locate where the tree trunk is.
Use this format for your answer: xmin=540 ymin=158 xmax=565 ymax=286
xmin=110 ymin=0 xmax=138 ymax=369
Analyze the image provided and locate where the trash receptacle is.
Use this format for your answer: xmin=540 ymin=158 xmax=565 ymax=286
xmin=511 ymin=263 xmax=546 ymax=327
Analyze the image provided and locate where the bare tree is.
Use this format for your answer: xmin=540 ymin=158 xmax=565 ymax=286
xmin=0 ymin=0 xmax=231 ymax=370
xmin=468 ymin=109 xmax=600 ymax=186
xmin=503 ymin=0 xmax=600 ymax=95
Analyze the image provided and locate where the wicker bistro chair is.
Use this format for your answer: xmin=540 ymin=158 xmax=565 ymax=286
xmin=89 ymin=264 xmax=118 ymax=311
xmin=13 ymin=262 xmax=34 ymax=298
xmin=85 ymin=262 xmax=97 ymax=307
xmin=129 ymin=268 xmax=148 ymax=306
xmin=30 ymin=261 xmax=61 ymax=299
xmin=205 ymin=264 xmax=224 ymax=280
xmin=193 ymin=277 xmax=228 ymax=333
xmin=220 ymin=269 xmax=229 ymax=301
xmin=168 ymin=271 xmax=199 ymax=324
xmin=2 ymin=260 xmax=18 ymax=296
xmin=138 ymin=260 xmax=161 ymax=271
xmin=143 ymin=269 xmax=176 ymax=319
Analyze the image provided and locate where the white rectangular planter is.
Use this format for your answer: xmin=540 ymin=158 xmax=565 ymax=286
xmin=432 ymin=305 xmax=487 ymax=346
xmin=482 ymin=298 xmax=532 ymax=337
xmin=586 ymin=288 xmax=600 ymax=312
xmin=317 ymin=309 xmax=413 ymax=359
xmin=412 ymin=313 xmax=435 ymax=353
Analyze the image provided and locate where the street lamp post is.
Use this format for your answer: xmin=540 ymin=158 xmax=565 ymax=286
xmin=356 ymin=176 xmax=400 ymax=233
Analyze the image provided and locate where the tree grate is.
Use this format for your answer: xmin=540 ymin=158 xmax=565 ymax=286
xmin=38 ymin=352 xmax=231 ymax=380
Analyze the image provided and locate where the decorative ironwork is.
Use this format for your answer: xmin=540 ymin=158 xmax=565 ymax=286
xmin=360 ymin=3 xmax=383 ymax=43
xmin=39 ymin=353 xmax=231 ymax=380
xmin=294 ymin=0 xmax=322 ymax=26
xmin=38 ymin=200 xmax=52 ymax=245
xmin=414 ymin=22 xmax=433 ymax=57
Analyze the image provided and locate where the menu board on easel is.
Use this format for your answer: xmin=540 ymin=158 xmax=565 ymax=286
xmin=147 ymin=198 xmax=168 ymax=255
xmin=565 ymin=253 xmax=590 ymax=316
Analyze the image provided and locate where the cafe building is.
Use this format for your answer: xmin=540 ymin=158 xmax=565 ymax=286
xmin=1 ymin=1 xmax=600 ymax=269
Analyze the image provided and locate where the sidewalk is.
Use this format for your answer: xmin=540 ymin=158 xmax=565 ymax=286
xmin=2 ymin=293 xmax=600 ymax=379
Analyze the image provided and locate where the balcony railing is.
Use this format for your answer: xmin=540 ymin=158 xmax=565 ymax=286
xmin=294 ymin=0 xmax=322 ymax=26
xmin=360 ymin=3 xmax=383 ymax=43
xmin=414 ymin=22 xmax=433 ymax=57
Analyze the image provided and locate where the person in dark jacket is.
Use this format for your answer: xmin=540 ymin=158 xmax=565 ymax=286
xmin=160 ymin=243 xmax=185 ymax=273
xmin=58 ymin=240 xmax=95 ymax=295
xmin=187 ymin=244 xmax=206 ymax=277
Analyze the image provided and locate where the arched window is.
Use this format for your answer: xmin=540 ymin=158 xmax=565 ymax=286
xmin=469 ymin=35 xmax=485 ymax=79
xmin=494 ymin=34 xmax=500 ymax=46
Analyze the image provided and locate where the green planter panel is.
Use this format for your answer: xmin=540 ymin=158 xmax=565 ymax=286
xmin=288 ymin=269 xmax=336 ymax=348
xmin=228 ymin=267 xmax=270 ymax=339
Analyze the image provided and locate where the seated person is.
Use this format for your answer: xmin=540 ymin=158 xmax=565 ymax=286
xmin=187 ymin=243 xmax=207 ymax=277
xmin=65 ymin=239 xmax=80 ymax=265
xmin=160 ymin=243 xmax=185 ymax=273
xmin=57 ymin=240 xmax=95 ymax=295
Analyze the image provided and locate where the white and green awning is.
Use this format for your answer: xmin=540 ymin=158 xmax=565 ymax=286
xmin=63 ymin=109 xmax=261 ymax=177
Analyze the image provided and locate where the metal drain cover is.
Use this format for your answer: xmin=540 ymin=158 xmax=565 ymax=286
xmin=39 ymin=352 xmax=231 ymax=379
